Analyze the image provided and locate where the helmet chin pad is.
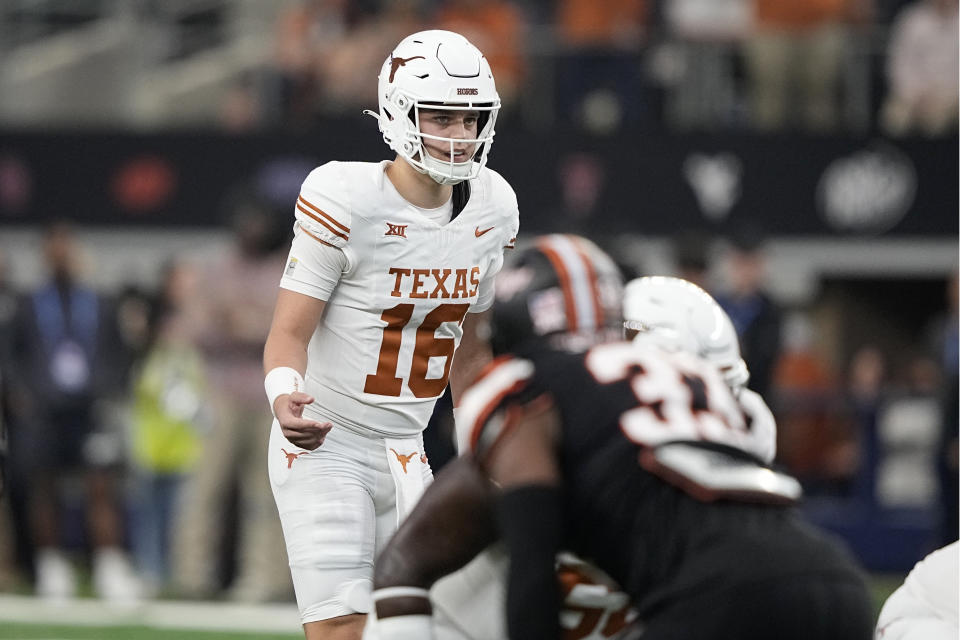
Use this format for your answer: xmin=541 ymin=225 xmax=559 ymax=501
xmin=419 ymin=152 xmax=480 ymax=186
xmin=413 ymin=143 xmax=477 ymax=186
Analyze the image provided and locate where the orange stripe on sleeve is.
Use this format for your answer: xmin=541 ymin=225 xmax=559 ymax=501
xmin=299 ymin=225 xmax=339 ymax=248
xmin=296 ymin=204 xmax=349 ymax=241
xmin=298 ymin=196 xmax=350 ymax=233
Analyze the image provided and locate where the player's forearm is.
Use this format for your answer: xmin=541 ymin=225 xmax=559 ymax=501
xmin=263 ymin=331 xmax=311 ymax=416
xmin=448 ymin=310 xmax=493 ymax=406
xmin=263 ymin=329 xmax=309 ymax=376
xmin=263 ymin=289 xmax=326 ymax=376
xmin=497 ymin=484 xmax=563 ymax=640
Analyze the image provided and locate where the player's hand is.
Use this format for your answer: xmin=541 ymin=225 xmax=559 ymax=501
xmin=274 ymin=391 xmax=333 ymax=450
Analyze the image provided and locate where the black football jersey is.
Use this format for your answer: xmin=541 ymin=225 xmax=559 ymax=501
xmin=459 ymin=341 xmax=865 ymax=618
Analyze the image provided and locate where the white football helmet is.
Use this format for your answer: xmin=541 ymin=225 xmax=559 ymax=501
xmin=365 ymin=30 xmax=500 ymax=185
xmin=623 ymin=276 xmax=750 ymax=392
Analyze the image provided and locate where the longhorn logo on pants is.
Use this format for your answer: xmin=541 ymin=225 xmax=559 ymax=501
xmin=390 ymin=448 xmax=418 ymax=474
xmin=281 ymin=448 xmax=307 ymax=469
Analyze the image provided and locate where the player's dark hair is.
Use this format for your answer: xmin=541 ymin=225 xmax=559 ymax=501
xmin=452 ymin=181 xmax=470 ymax=220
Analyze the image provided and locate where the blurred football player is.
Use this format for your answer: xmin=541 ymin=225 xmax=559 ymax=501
xmin=876 ymin=540 xmax=958 ymax=640
xmin=622 ymin=275 xmax=777 ymax=464
xmin=262 ymin=30 xmax=519 ymax=640
xmin=369 ymin=234 xmax=874 ymax=639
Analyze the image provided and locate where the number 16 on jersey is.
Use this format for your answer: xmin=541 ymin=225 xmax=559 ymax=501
xmin=364 ymin=303 xmax=471 ymax=398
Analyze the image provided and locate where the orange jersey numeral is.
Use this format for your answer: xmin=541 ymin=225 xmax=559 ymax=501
xmin=364 ymin=303 xmax=470 ymax=398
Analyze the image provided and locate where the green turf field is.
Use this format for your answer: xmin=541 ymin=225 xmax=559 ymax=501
xmin=0 ymin=623 xmax=300 ymax=640
xmin=0 ymin=595 xmax=303 ymax=639
xmin=0 ymin=574 xmax=905 ymax=639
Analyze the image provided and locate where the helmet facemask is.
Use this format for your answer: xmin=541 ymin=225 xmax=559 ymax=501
xmin=406 ymin=101 xmax=499 ymax=185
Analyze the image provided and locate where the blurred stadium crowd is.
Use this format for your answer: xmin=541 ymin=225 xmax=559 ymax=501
xmin=0 ymin=0 xmax=956 ymax=134
xmin=0 ymin=0 xmax=955 ymax=609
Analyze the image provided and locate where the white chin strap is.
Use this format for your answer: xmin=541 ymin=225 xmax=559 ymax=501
xmin=414 ymin=133 xmax=480 ymax=185
xmin=420 ymin=153 xmax=473 ymax=185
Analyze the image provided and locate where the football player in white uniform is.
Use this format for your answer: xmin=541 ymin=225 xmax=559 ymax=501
xmin=262 ymin=30 xmax=519 ymax=640
xmin=621 ymin=276 xmax=778 ymax=464
xmin=875 ymin=541 xmax=959 ymax=640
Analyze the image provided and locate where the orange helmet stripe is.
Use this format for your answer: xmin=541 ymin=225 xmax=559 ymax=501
xmin=535 ymin=234 xmax=603 ymax=333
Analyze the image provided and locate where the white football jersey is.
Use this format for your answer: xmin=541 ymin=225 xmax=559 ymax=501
xmin=280 ymin=160 xmax=519 ymax=438
xmin=876 ymin=541 xmax=959 ymax=640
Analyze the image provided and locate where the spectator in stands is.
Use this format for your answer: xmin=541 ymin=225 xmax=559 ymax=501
xmin=268 ymin=0 xmax=419 ymax=121
xmin=433 ymin=0 xmax=526 ymax=105
xmin=268 ymin=0 xmax=373 ymax=123
xmin=661 ymin=0 xmax=751 ymax=128
xmin=672 ymin=230 xmax=711 ymax=289
xmin=219 ymin=72 xmax=265 ymax=133
xmin=713 ymin=228 xmax=782 ymax=399
xmin=881 ymin=0 xmax=958 ymax=136
xmin=0 ymin=247 xmax=14 ymax=485
xmin=0 ymin=248 xmax=18 ymax=588
xmin=932 ymin=272 xmax=958 ymax=545
xmin=742 ymin=0 xmax=873 ymax=131
xmin=172 ymin=192 xmax=293 ymax=602
xmin=556 ymin=152 xmax=607 ymax=233
xmin=315 ymin=0 xmax=423 ymax=112
xmin=772 ymin=312 xmax=845 ymax=483
xmin=114 ymin=285 xmax=153 ymax=380
xmin=0 ymin=249 xmax=14 ymax=378
xmin=8 ymin=222 xmax=140 ymax=602
xmin=129 ymin=260 xmax=209 ymax=596
xmin=844 ymin=344 xmax=887 ymax=497
xmin=268 ymin=0 xmax=328 ymax=123
xmin=0 ymin=367 xmax=8 ymax=585
xmin=554 ymin=0 xmax=650 ymax=131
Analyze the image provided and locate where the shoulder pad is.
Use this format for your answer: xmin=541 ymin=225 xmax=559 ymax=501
xmin=455 ymin=356 xmax=535 ymax=456
xmin=639 ymin=442 xmax=802 ymax=505
xmin=296 ymin=162 xmax=352 ymax=248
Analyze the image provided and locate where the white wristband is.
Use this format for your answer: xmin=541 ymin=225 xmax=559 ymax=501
xmin=371 ymin=586 xmax=430 ymax=602
xmin=375 ymin=615 xmax=433 ymax=640
xmin=264 ymin=367 xmax=305 ymax=415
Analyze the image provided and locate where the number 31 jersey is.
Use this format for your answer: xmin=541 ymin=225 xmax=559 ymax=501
xmin=279 ymin=160 xmax=519 ymax=438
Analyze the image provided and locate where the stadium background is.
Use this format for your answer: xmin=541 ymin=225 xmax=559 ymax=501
xmin=0 ymin=0 xmax=956 ymax=637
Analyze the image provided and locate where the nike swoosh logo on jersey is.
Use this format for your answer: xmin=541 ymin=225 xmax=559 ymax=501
xmin=475 ymin=226 xmax=495 ymax=237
